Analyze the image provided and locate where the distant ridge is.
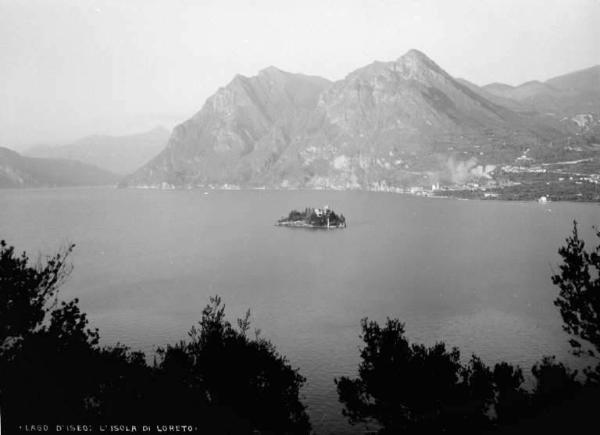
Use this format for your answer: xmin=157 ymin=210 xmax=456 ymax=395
xmin=546 ymin=65 xmax=600 ymax=93
xmin=482 ymin=65 xmax=600 ymax=116
xmin=0 ymin=147 xmax=119 ymax=188
xmin=25 ymin=127 xmax=170 ymax=175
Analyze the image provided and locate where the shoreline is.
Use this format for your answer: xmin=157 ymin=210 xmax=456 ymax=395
xmin=3 ymin=185 xmax=598 ymax=204
xmin=275 ymin=221 xmax=346 ymax=229
xmin=121 ymin=185 xmax=600 ymax=204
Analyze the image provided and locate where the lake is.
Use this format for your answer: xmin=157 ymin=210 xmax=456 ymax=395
xmin=0 ymin=187 xmax=598 ymax=433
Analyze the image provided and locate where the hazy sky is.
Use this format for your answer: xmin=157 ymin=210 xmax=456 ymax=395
xmin=1 ymin=0 xmax=599 ymax=148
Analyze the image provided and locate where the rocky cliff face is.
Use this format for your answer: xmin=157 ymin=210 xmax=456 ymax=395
xmin=122 ymin=50 xmax=582 ymax=190
xmin=124 ymin=67 xmax=331 ymax=187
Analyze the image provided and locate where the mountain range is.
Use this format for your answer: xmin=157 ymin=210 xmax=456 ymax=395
xmin=483 ymin=65 xmax=600 ymax=115
xmin=121 ymin=50 xmax=599 ymax=191
xmin=25 ymin=127 xmax=170 ymax=175
xmin=0 ymin=147 xmax=118 ymax=188
xmin=3 ymin=50 xmax=597 ymax=194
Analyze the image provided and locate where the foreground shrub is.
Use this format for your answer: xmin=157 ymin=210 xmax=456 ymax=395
xmin=0 ymin=239 xmax=310 ymax=434
xmin=335 ymin=318 xmax=497 ymax=434
xmin=154 ymin=296 xmax=311 ymax=433
xmin=551 ymin=221 xmax=600 ymax=383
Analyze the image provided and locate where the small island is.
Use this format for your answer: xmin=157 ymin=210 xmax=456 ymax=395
xmin=276 ymin=206 xmax=347 ymax=229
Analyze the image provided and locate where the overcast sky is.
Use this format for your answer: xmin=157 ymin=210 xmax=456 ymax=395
xmin=1 ymin=0 xmax=599 ymax=148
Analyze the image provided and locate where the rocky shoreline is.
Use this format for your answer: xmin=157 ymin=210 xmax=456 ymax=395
xmin=275 ymin=221 xmax=345 ymax=229
xmin=277 ymin=207 xmax=347 ymax=229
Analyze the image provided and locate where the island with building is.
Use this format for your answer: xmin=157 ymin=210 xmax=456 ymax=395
xmin=276 ymin=206 xmax=347 ymax=229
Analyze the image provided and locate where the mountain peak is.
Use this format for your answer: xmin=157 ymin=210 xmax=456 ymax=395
xmin=259 ymin=65 xmax=286 ymax=76
xmin=344 ymin=49 xmax=443 ymax=83
xmin=395 ymin=49 xmax=445 ymax=76
xmin=399 ymin=49 xmax=437 ymax=66
xmin=402 ymin=48 xmax=430 ymax=60
xmin=231 ymin=73 xmax=248 ymax=83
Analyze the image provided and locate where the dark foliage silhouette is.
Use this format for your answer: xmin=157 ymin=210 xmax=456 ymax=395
xmin=0 ymin=240 xmax=75 ymax=347
xmin=335 ymin=318 xmax=497 ymax=434
xmin=334 ymin=316 xmax=600 ymax=434
xmin=531 ymin=356 xmax=580 ymax=407
xmin=491 ymin=362 xmax=529 ymax=424
xmin=153 ymin=296 xmax=311 ymax=433
xmin=487 ymin=357 xmax=596 ymax=435
xmin=0 ymin=240 xmax=311 ymax=434
xmin=551 ymin=221 xmax=600 ymax=382
xmin=0 ymin=240 xmax=103 ymax=425
xmin=336 ymin=223 xmax=600 ymax=433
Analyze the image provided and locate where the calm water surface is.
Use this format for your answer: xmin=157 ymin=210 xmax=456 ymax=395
xmin=1 ymin=188 xmax=598 ymax=434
